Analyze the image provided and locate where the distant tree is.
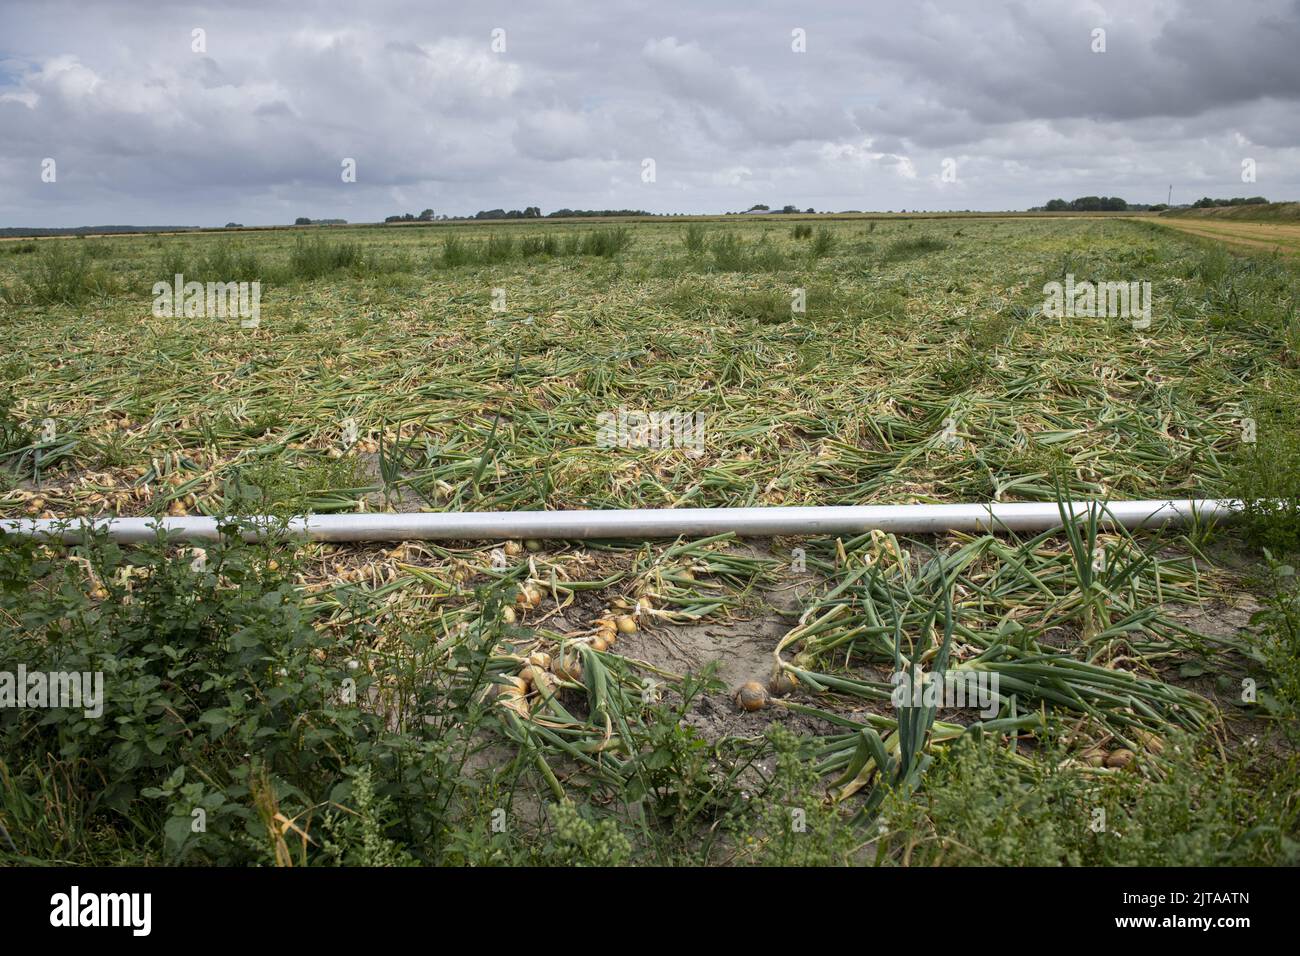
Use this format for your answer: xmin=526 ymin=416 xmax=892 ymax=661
xmin=805 ymin=207 xmax=815 ymax=214
xmin=544 ymin=208 xmax=651 ymax=218
xmin=1191 ymin=196 xmax=1269 ymax=209
xmin=225 ymin=222 xmax=243 ymax=228
xmin=294 ymin=217 xmax=311 ymax=225
xmin=748 ymin=203 xmax=770 ymax=211
xmin=1044 ymin=199 xmax=1069 ymax=211
xmin=418 ymin=208 xmax=434 ymax=221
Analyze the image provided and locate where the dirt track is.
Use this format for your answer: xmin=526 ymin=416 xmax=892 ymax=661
xmin=1149 ymin=217 xmax=1300 ymax=255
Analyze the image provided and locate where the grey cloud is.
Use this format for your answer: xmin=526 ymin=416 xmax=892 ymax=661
xmin=0 ymin=0 xmax=1296 ymax=225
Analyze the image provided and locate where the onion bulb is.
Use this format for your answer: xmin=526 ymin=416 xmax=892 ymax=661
xmin=530 ymin=670 xmax=555 ymax=699
xmin=551 ymin=652 xmax=583 ymax=683
xmin=615 ymin=615 xmax=637 ymax=634
xmin=1106 ymin=748 xmax=1135 ymax=769
xmin=496 ymin=676 xmax=528 ymax=696
xmin=735 ymin=681 xmax=770 ymax=712
xmin=768 ymin=671 xmax=798 ymax=697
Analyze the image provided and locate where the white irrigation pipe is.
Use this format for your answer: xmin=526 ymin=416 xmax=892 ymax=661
xmin=0 ymin=499 xmax=1239 ymax=544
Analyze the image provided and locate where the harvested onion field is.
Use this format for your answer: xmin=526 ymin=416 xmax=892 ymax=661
xmin=2 ymin=216 xmax=1298 ymax=866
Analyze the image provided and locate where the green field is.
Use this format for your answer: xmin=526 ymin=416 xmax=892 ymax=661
xmin=1 ymin=216 xmax=1298 ymax=866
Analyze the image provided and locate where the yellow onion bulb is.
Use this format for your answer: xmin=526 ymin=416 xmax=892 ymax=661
xmin=768 ymin=671 xmax=799 ymax=697
xmin=1106 ymin=748 xmax=1135 ymax=769
xmin=551 ymin=653 xmax=583 ymax=683
xmin=735 ymin=681 xmax=770 ymax=712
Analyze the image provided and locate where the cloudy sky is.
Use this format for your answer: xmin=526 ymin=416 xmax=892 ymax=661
xmin=2 ymin=0 xmax=1298 ymax=226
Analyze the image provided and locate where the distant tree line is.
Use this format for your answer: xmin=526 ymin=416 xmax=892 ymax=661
xmin=470 ymin=207 xmax=541 ymax=219
xmin=384 ymin=209 xmax=436 ymax=222
xmin=1040 ymin=196 xmax=1130 ymax=212
xmin=379 ymin=206 xmax=651 ymax=223
xmin=736 ymin=204 xmax=817 ymax=214
xmin=1190 ymin=196 xmax=1268 ymax=208
xmin=294 ymin=217 xmax=348 ymax=225
xmin=544 ymin=208 xmax=647 ymax=218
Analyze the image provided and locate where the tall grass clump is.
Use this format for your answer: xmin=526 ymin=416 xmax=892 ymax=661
xmin=683 ymin=224 xmax=707 ymax=254
xmin=579 ymin=227 xmax=633 ymax=257
xmin=367 ymin=249 xmax=417 ymax=274
xmin=519 ymin=234 xmax=559 ymax=258
xmin=0 ymin=387 xmax=31 ymax=456
xmin=198 ymin=243 xmax=265 ymax=283
xmin=1230 ymin=398 xmax=1300 ymax=554
xmin=157 ymin=242 xmax=266 ymax=285
xmin=810 ymin=226 xmax=837 ymax=258
xmin=707 ymin=233 xmax=786 ymax=272
xmin=441 ymin=235 xmax=473 ymax=267
xmin=792 ymin=223 xmax=813 ymax=239
xmin=287 ymin=237 xmax=361 ymax=280
xmin=438 ymin=229 xmax=628 ymax=267
xmin=881 ymin=235 xmax=948 ymax=262
xmin=1 ymin=241 xmax=112 ymax=306
xmin=1186 ymin=244 xmax=1233 ymax=284
xmin=483 ymin=233 xmax=516 ymax=263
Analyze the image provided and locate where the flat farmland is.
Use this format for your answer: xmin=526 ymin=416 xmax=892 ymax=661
xmin=1 ymin=216 xmax=1298 ymax=866
xmin=2 ymin=216 xmax=1293 ymax=514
